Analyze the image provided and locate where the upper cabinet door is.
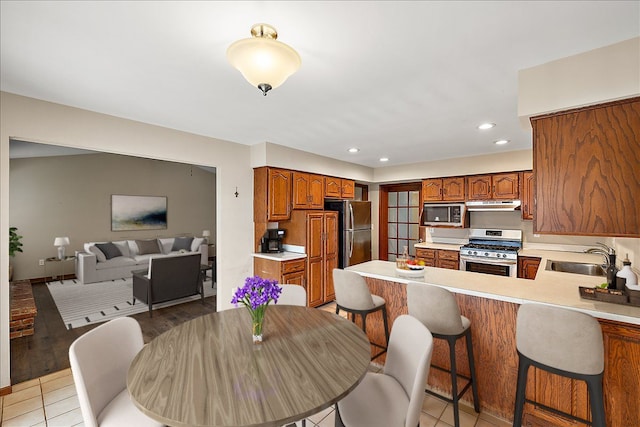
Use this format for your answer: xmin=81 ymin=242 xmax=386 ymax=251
xmin=324 ymin=177 xmax=341 ymax=198
xmin=309 ymin=174 xmax=325 ymax=208
xmin=267 ymin=168 xmax=291 ymax=221
xmin=340 ymin=179 xmax=355 ymax=199
xmin=532 ymin=97 xmax=640 ymax=237
xmin=467 ymin=175 xmax=492 ymax=200
xmin=442 ymin=177 xmax=465 ymax=201
xmin=422 ymin=179 xmax=443 ymax=201
xmin=492 ymin=173 xmax=519 ymax=200
xmin=292 ymin=172 xmax=310 ymax=209
xmin=521 ymin=171 xmax=534 ymax=220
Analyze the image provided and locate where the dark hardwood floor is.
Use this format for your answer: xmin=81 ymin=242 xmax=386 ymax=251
xmin=10 ymin=282 xmax=217 ymax=384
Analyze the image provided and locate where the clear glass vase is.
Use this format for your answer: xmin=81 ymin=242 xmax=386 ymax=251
xmin=251 ymin=306 xmax=266 ymax=344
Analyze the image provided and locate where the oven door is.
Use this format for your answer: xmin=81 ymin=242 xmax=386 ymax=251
xmin=459 ymin=255 xmax=517 ymax=277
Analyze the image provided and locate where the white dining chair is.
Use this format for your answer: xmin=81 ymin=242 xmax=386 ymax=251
xmin=69 ymin=317 xmax=163 ymax=427
xmin=335 ymin=314 xmax=434 ymax=427
xmin=277 ymin=284 xmax=307 ymax=306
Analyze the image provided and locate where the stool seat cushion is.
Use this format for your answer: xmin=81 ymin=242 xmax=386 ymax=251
xmin=371 ymin=294 xmax=385 ymax=309
xmin=97 ymin=389 xmax=163 ymax=427
xmin=407 ymin=282 xmax=467 ymax=336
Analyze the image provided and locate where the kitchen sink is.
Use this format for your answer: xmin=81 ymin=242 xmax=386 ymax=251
xmin=545 ymin=260 xmax=606 ymax=276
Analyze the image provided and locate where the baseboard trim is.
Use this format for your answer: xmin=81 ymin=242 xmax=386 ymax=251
xmin=0 ymin=385 xmax=12 ymax=396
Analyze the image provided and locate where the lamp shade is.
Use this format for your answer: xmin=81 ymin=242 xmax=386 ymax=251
xmin=54 ymin=237 xmax=70 ymax=246
xmin=202 ymin=230 xmax=211 ymax=237
xmin=227 ymin=24 xmax=301 ymax=95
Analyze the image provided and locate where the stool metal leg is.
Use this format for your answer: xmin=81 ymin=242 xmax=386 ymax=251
xmin=465 ymin=329 xmax=480 ymax=413
xmin=587 ymin=375 xmax=606 ymax=427
xmin=513 ymin=354 xmax=530 ymax=427
xmin=447 ymin=336 xmax=460 ymax=427
xmin=381 ymin=305 xmax=390 ymax=347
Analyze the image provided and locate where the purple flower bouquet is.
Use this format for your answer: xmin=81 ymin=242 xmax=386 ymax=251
xmin=231 ymin=276 xmax=282 ymax=343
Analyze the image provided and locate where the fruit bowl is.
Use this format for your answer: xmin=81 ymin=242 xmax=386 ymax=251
xmin=406 ymin=264 xmax=425 ymax=271
xmin=396 ymin=267 xmax=425 ymax=277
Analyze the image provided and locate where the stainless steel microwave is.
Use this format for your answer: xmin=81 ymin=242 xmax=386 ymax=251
xmin=422 ymin=203 xmax=467 ymax=227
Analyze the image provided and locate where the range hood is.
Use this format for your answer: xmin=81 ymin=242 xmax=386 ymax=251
xmin=465 ymin=200 xmax=521 ymax=211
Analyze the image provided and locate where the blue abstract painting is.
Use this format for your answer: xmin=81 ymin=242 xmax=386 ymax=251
xmin=111 ymin=195 xmax=167 ymax=231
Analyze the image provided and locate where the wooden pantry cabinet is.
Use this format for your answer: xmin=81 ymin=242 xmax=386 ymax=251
xmin=532 ymin=97 xmax=640 ymax=237
xmin=279 ymin=210 xmax=338 ymax=307
xmin=292 ymin=172 xmax=324 ymax=209
xmin=415 ymin=248 xmax=460 ymax=270
xmin=422 ymin=177 xmax=465 ymax=202
xmin=325 ymin=176 xmax=355 ymax=199
xmin=253 ymin=257 xmax=306 ymax=288
xmin=467 ymin=172 xmax=519 ymax=200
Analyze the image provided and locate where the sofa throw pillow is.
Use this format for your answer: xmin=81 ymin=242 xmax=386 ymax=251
xmin=95 ymin=242 xmax=122 ymax=260
xmin=172 ymin=237 xmax=194 ymax=252
xmin=191 ymin=237 xmax=205 ymax=252
xmin=88 ymin=245 xmax=107 ymax=263
xmin=136 ymin=239 xmax=161 ymax=255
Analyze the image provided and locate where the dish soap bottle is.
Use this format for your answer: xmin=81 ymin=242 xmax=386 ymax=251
xmin=617 ymin=254 xmax=638 ymax=289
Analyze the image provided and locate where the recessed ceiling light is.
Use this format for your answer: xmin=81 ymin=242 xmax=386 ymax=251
xmin=494 ymin=139 xmax=509 ymax=145
xmin=348 ymin=147 xmax=360 ymax=153
xmin=379 ymin=157 xmax=389 ymax=162
xmin=478 ymin=123 xmax=496 ymax=130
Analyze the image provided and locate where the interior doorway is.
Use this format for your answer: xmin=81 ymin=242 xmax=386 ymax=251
xmin=379 ymin=182 xmax=422 ymax=261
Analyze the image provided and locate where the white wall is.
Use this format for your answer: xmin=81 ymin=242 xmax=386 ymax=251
xmin=0 ymin=91 xmax=254 ymax=389
xmin=518 ymin=37 xmax=640 ymax=128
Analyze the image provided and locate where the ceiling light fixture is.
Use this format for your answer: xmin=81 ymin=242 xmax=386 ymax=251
xmin=494 ymin=139 xmax=509 ymax=145
xmin=348 ymin=148 xmax=360 ymax=153
xmin=478 ymin=123 xmax=496 ymax=130
xmin=226 ymin=23 xmax=301 ymax=96
xmin=379 ymin=157 xmax=389 ymax=162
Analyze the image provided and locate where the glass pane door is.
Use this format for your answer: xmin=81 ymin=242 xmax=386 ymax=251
xmin=387 ymin=189 xmax=420 ymax=261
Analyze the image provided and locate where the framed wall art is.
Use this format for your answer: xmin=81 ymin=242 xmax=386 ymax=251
xmin=111 ymin=195 xmax=167 ymax=231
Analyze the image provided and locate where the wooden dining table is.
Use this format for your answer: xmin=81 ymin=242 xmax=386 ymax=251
xmin=127 ymin=305 xmax=371 ymax=427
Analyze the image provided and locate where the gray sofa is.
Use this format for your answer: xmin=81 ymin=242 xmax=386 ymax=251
xmin=75 ymin=237 xmax=207 ymax=284
xmin=132 ymin=252 xmax=203 ymax=317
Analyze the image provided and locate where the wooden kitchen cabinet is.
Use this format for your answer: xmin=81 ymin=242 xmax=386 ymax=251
xmin=254 ymin=167 xmax=291 ymax=222
xmin=517 ymin=256 xmax=540 ymax=280
xmin=422 ymin=177 xmax=465 ymax=202
xmin=521 ymin=171 xmax=534 ymax=221
xmin=532 ymin=97 xmax=640 ymax=237
xmin=292 ymin=172 xmax=324 ymax=209
xmin=325 ymin=177 xmax=355 ymax=199
xmin=253 ymin=257 xmax=306 ymax=290
xmin=280 ymin=210 xmax=338 ymax=307
xmin=415 ymin=248 xmax=459 ymax=270
xmin=467 ymin=173 xmax=519 ymax=200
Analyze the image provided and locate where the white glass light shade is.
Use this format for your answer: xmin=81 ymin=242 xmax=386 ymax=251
xmin=202 ymin=230 xmax=211 ymax=237
xmin=227 ymin=26 xmax=301 ymax=94
xmin=54 ymin=237 xmax=70 ymax=247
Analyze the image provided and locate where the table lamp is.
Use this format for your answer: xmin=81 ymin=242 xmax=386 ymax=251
xmin=202 ymin=230 xmax=210 ymax=244
xmin=54 ymin=236 xmax=70 ymax=260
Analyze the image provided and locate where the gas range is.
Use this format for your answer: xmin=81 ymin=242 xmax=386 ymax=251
xmin=459 ymin=229 xmax=522 ymax=262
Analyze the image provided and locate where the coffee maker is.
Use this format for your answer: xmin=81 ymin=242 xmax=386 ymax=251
xmin=260 ymin=229 xmax=285 ymax=253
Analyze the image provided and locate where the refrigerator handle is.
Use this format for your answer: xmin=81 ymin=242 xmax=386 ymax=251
xmin=348 ymin=229 xmax=354 ymax=258
xmin=349 ymin=203 xmax=355 ymax=231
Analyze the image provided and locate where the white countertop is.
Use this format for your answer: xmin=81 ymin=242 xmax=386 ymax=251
xmin=414 ymin=242 xmax=462 ymax=251
xmin=252 ymin=251 xmax=307 ymax=261
xmin=346 ymin=252 xmax=640 ymax=325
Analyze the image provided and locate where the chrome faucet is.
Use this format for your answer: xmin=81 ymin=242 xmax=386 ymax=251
xmin=586 ymin=242 xmax=617 ymax=288
xmin=585 ymin=242 xmax=615 ymax=266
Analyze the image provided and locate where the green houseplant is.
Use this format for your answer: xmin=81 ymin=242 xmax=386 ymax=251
xmin=9 ymin=226 xmax=23 ymax=281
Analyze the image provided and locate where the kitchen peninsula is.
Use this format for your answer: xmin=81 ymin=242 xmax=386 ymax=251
xmin=346 ymin=255 xmax=640 ymax=427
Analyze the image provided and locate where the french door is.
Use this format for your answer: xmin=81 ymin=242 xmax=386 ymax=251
xmin=379 ymin=183 xmax=421 ymax=261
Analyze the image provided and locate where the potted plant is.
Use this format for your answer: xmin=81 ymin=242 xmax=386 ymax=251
xmin=9 ymin=226 xmax=23 ymax=281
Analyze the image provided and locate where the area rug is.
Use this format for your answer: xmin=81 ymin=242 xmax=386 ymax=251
xmin=47 ymin=277 xmax=216 ymax=330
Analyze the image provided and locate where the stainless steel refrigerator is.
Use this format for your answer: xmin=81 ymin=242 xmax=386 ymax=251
xmin=324 ymin=200 xmax=372 ymax=268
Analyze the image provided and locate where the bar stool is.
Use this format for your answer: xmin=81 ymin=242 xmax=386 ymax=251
xmin=407 ymin=282 xmax=480 ymax=427
xmin=514 ymin=303 xmax=605 ymax=427
xmin=332 ymin=269 xmax=390 ymax=361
